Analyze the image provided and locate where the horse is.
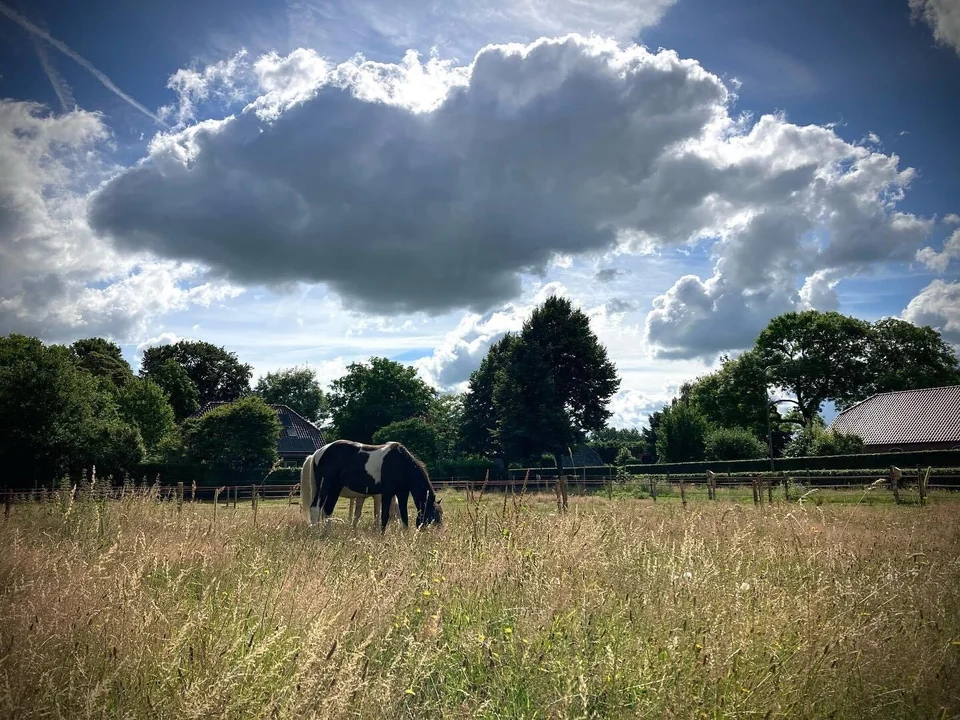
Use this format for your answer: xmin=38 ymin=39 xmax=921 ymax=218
xmin=300 ymin=439 xmax=443 ymax=532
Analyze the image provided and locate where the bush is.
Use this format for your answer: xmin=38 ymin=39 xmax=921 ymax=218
xmin=785 ymin=425 xmax=865 ymax=458
xmin=705 ymin=427 xmax=767 ymax=461
xmin=614 ymin=446 xmax=634 ymax=466
xmin=656 ymin=403 xmax=709 ymax=463
xmin=182 ymin=395 xmax=281 ymax=470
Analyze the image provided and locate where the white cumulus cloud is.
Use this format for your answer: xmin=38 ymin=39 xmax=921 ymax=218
xmin=910 ymin=0 xmax=960 ymax=56
xmin=902 ymin=280 xmax=960 ymax=346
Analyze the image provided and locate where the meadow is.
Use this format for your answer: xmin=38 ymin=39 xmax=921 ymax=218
xmin=1 ymin=486 xmax=959 ymax=719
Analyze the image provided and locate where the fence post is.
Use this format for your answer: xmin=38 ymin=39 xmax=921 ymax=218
xmin=767 ymin=480 xmax=773 ymax=504
xmin=890 ymin=466 xmax=902 ymax=505
xmin=920 ymin=466 xmax=931 ymax=506
xmin=191 ymin=480 xmax=196 ymax=502
xmin=680 ymin=482 xmax=687 ymax=508
xmin=213 ymin=486 xmax=222 ymax=523
xmin=706 ymin=470 xmax=716 ymax=500
xmin=783 ymin=475 xmax=790 ymax=502
xmin=4 ymin=489 xmax=10 ymax=521
xmin=251 ymin=484 xmax=258 ymax=526
xmin=650 ymin=476 xmax=657 ymax=502
xmin=176 ymin=482 xmax=184 ymax=514
xmin=752 ymin=477 xmax=759 ymax=506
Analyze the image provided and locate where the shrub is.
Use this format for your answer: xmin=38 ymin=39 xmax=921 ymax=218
xmin=182 ymin=395 xmax=281 ymax=469
xmin=785 ymin=425 xmax=865 ymax=458
xmin=705 ymin=427 xmax=767 ymax=461
xmin=655 ymin=403 xmax=709 ymax=463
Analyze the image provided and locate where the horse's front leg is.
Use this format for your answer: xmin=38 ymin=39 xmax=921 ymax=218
xmin=320 ymin=488 xmax=341 ymax=537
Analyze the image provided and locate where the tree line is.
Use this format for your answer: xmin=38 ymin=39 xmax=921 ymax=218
xmin=1 ymin=301 xmax=957 ymax=486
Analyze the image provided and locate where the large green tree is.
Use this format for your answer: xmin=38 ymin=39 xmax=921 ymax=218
xmin=328 ymin=356 xmax=436 ymax=443
xmin=490 ymin=296 xmax=621 ymax=468
xmin=116 ymin=376 xmax=177 ymax=458
xmin=754 ymin=310 xmax=873 ymax=426
xmin=140 ymin=340 xmax=251 ymax=409
xmin=856 ymin=317 xmax=960 ymax=405
xmin=0 ymin=334 xmax=144 ymax=485
xmin=142 ymin=358 xmax=200 ymax=422
xmin=71 ymin=337 xmax=134 ymax=388
xmin=255 ymin=366 xmax=329 ymax=423
xmin=181 ymin=395 xmax=281 ymax=469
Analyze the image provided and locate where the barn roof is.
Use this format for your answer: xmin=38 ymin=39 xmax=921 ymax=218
xmin=193 ymin=401 xmax=326 ymax=458
xmin=829 ymin=385 xmax=960 ymax=447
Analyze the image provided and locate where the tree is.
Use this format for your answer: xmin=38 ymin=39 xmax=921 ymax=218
xmin=0 ymin=334 xmax=143 ymax=485
xmin=71 ymin=337 xmax=134 ymax=388
xmin=255 ymin=366 xmax=328 ymax=423
xmin=655 ymin=402 xmax=709 ymax=463
xmin=855 ymin=318 xmax=960 ymax=405
xmin=492 ymin=296 xmax=621 ymax=468
xmin=328 ymin=357 xmax=436 ymax=444
xmin=140 ymin=340 xmax=252 ymax=408
xmin=754 ymin=310 xmax=872 ymax=426
xmin=428 ymin=393 xmax=464 ymax=462
xmin=181 ymin=395 xmax=281 ymax=469
xmin=681 ymin=351 xmax=772 ymax=440
xmin=116 ymin=376 xmax=177 ymax=458
xmin=373 ymin=417 xmax=442 ymax=469
xmin=460 ymin=334 xmax=519 ymax=461
xmin=641 ymin=408 xmax=665 ymax=463
xmin=704 ymin=427 xmax=767 ymax=461
xmin=493 ymin=335 xmax=566 ymax=464
xmin=143 ymin=358 xmax=200 ymax=422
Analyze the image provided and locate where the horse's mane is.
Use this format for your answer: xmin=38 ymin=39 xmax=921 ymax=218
xmin=395 ymin=443 xmax=435 ymax=492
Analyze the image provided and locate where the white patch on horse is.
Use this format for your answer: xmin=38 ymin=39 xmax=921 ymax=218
xmin=363 ymin=443 xmax=395 ymax=484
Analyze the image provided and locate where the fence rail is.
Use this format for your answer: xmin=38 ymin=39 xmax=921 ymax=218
xmin=3 ymin=468 xmax=957 ymax=512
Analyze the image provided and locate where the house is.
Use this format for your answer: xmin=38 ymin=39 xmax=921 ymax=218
xmin=829 ymin=385 xmax=960 ymax=452
xmin=193 ymin=402 xmax=326 ymax=462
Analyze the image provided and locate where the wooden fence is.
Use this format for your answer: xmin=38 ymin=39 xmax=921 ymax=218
xmin=2 ymin=465 xmax=953 ymax=515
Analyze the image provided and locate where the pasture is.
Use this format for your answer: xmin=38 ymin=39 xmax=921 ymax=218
xmin=1 ymin=487 xmax=959 ymax=719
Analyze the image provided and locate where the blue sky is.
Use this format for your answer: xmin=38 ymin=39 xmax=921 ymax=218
xmin=1 ymin=0 xmax=958 ymax=428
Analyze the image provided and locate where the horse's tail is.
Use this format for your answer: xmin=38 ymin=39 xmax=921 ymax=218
xmin=300 ymin=452 xmax=316 ymax=524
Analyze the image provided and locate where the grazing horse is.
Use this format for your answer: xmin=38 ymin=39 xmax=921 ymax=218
xmin=300 ymin=439 xmax=443 ymax=532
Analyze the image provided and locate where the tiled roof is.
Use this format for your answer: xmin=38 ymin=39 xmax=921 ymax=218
xmin=829 ymin=385 xmax=960 ymax=446
xmin=559 ymin=445 xmax=605 ymax=469
xmin=194 ymin=401 xmax=326 ymax=457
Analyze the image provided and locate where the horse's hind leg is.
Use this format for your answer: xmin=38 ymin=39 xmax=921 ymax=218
xmin=352 ymin=497 xmax=365 ymax=531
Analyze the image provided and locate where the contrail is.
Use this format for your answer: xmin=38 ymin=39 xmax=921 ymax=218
xmin=0 ymin=0 xmax=168 ymax=127
xmin=30 ymin=30 xmax=75 ymax=112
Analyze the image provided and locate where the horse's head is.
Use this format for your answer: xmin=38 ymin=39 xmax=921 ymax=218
xmin=417 ymin=492 xmax=443 ymax=527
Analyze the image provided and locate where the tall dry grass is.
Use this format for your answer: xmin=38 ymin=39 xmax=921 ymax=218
xmin=1 ymin=486 xmax=959 ymax=719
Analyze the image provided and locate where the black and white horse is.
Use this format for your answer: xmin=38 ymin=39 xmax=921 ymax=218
xmin=300 ymin=439 xmax=443 ymax=532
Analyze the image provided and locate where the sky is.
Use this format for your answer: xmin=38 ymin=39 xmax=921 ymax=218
xmin=1 ymin=0 xmax=958 ymax=429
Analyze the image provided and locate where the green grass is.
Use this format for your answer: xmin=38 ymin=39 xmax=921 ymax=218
xmin=1 ymin=486 xmax=959 ymax=719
